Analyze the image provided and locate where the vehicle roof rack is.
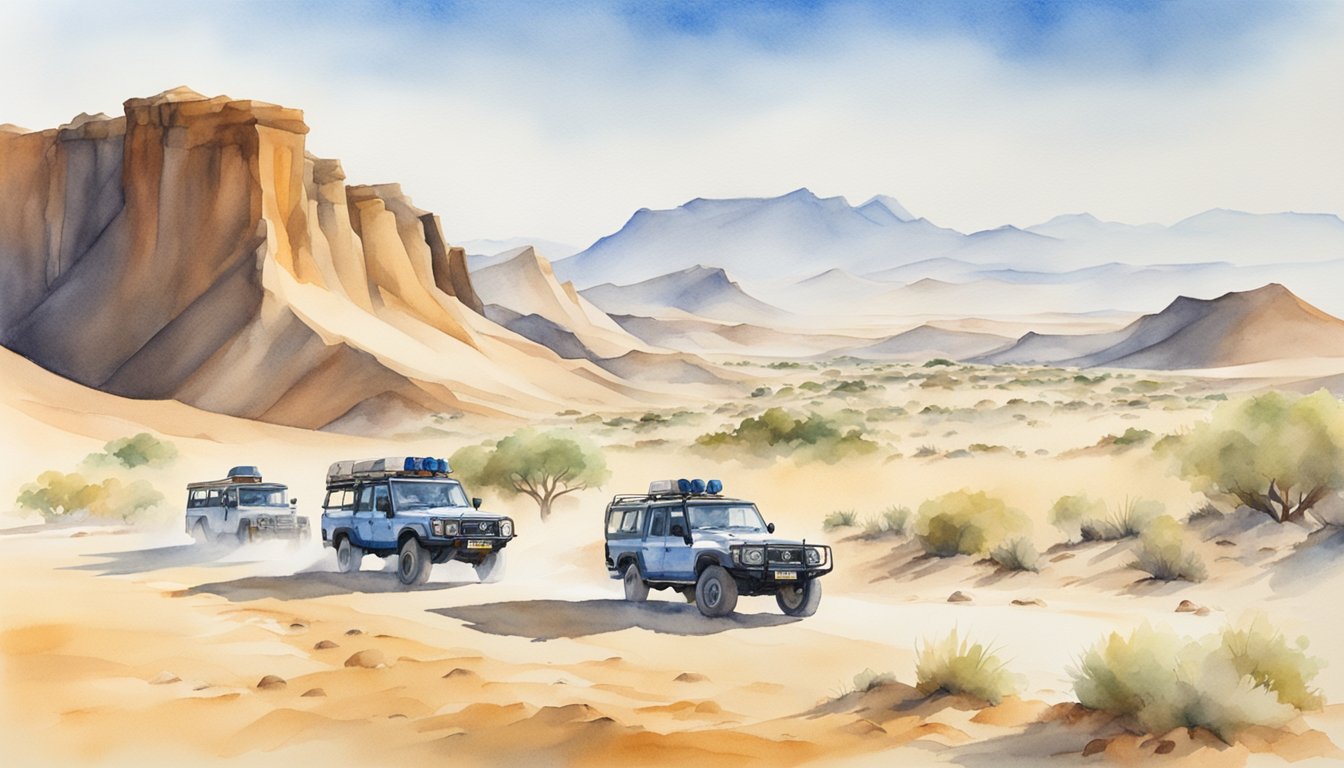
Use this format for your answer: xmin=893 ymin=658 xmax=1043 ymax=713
xmin=187 ymin=466 xmax=273 ymax=489
xmin=326 ymin=456 xmax=453 ymax=485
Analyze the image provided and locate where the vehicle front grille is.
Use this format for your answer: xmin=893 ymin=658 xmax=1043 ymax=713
xmin=461 ymin=520 xmax=498 ymax=536
xmin=274 ymin=516 xmax=296 ymax=530
xmin=767 ymin=546 xmax=805 ymax=566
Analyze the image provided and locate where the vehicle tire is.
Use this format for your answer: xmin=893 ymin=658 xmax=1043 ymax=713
xmin=694 ymin=565 xmax=738 ymax=618
xmin=474 ymin=551 xmax=506 ymax=583
xmin=622 ymin=562 xmax=649 ymax=602
xmin=236 ymin=524 xmax=251 ymax=546
xmin=336 ymin=536 xmax=364 ymax=574
xmin=190 ymin=520 xmax=210 ymax=545
xmin=397 ymin=537 xmax=433 ymax=586
xmin=776 ymin=579 xmax=822 ymax=617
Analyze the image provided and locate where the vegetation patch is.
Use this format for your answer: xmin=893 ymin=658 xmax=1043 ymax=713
xmin=861 ymin=506 xmax=911 ymax=538
xmin=1130 ymin=515 xmax=1208 ymax=582
xmin=914 ymin=491 xmax=1031 ymax=557
xmin=694 ymin=407 xmax=879 ymax=462
xmin=17 ymin=471 xmax=164 ymax=524
xmin=989 ymin=536 xmax=1040 ymax=572
xmin=915 ymin=628 xmax=1021 ymax=705
xmin=822 ymin=509 xmax=859 ymax=530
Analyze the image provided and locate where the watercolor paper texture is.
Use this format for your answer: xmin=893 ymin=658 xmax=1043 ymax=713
xmin=2 ymin=1 xmax=1343 ymax=765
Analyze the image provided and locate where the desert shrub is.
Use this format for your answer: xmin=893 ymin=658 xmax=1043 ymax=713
xmin=923 ymin=358 xmax=955 ymax=368
xmin=823 ymin=509 xmax=859 ymax=530
xmin=832 ymin=380 xmax=870 ymax=394
xmin=767 ymin=361 xmax=802 ymax=369
xmin=1187 ymin=502 xmax=1224 ymax=524
xmin=1131 ymin=516 xmax=1207 ymax=582
xmin=915 ymin=628 xmax=1021 ymax=705
xmin=1080 ymin=498 xmax=1163 ymax=541
xmin=990 ymin=537 xmax=1040 ymax=572
xmin=1050 ymin=494 xmax=1107 ymax=542
xmin=853 ymin=668 xmax=897 ymax=693
xmin=83 ymin=432 xmax=178 ymax=469
xmin=799 ymin=381 xmax=825 ymax=392
xmin=861 ymin=505 xmax=911 ymax=538
xmin=1163 ymin=390 xmax=1344 ymax=524
xmin=913 ymin=445 xmax=938 ymax=458
xmin=920 ymin=372 xmax=959 ymax=389
xmin=1072 ymin=620 xmax=1323 ymax=739
xmin=16 ymin=471 xmax=165 ymax=523
xmin=1113 ymin=427 xmax=1154 ymax=446
xmin=750 ymin=386 xmax=772 ymax=398
xmin=694 ymin=407 xmax=879 ymax=462
xmin=914 ymin=491 xmax=1030 ymax=557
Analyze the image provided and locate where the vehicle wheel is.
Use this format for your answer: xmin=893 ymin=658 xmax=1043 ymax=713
xmin=336 ymin=536 xmax=364 ymax=574
xmin=776 ymin=579 xmax=822 ymax=617
xmin=236 ymin=525 xmax=252 ymax=546
xmin=190 ymin=521 xmax=210 ymax=545
xmin=694 ymin=565 xmax=738 ymax=618
xmin=397 ymin=537 xmax=432 ymax=586
xmin=622 ymin=562 xmax=649 ymax=602
xmin=474 ymin=551 xmax=506 ymax=583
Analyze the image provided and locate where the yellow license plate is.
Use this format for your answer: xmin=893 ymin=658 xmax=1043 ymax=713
xmin=467 ymin=540 xmax=493 ymax=550
xmin=774 ymin=571 xmax=798 ymax=580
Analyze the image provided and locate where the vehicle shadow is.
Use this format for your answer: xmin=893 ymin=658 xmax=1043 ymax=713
xmin=180 ymin=572 xmax=474 ymax=602
xmin=65 ymin=543 xmax=249 ymax=576
xmin=430 ymin=599 xmax=798 ymax=641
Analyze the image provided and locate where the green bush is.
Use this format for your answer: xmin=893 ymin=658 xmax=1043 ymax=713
xmin=861 ymin=506 xmax=911 ymax=538
xmin=853 ymin=668 xmax=897 ymax=693
xmin=990 ymin=536 xmax=1040 ymax=572
xmin=914 ymin=491 xmax=1030 ymax=557
xmin=915 ymin=628 xmax=1021 ymax=705
xmin=1049 ymin=494 xmax=1107 ymax=542
xmin=694 ymin=407 xmax=879 ymax=462
xmin=16 ymin=471 xmax=164 ymax=523
xmin=923 ymin=358 xmax=955 ymax=368
xmin=1080 ymin=498 xmax=1163 ymax=541
xmin=1072 ymin=619 xmax=1323 ymax=740
xmin=823 ymin=509 xmax=859 ymax=530
xmin=83 ymin=432 xmax=178 ymax=469
xmin=1131 ymin=516 xmax=1207 ymax=582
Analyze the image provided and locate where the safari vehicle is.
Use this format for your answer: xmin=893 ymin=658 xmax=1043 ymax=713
xmin=185 ymin=466 xmax=308 ymax=544
xmin=604 ymin=479 xmax=832 ymax=618
xmin=320 ymin=456 xmax=516 ymax=586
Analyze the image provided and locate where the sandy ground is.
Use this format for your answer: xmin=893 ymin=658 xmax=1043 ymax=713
xmin=4 ymin=357 xmax=1344 ymax=766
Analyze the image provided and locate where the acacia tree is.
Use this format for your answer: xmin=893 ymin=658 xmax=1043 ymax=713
xmin=1167 ymin=390 xmax=1344 ymax=524
xmin=451 ymin=429 xmax=609 ymax=521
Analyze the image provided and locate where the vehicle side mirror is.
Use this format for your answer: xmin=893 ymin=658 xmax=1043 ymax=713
xmin=472 ymin=497 xmax=482 ymax=510
xmin=290 ymin=498 xmax=298 ymax=506
xmin=767 ymin=522 xmax=776 ymax=533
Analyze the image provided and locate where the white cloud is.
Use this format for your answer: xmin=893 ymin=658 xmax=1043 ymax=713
xmin=1 ymin=1 xmax=1340 ymax=246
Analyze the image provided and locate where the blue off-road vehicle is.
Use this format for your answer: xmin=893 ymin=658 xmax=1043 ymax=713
xmin=320 ymin=456 xmax=516 ymax=586
xmin=604 ymin=479 xmax=833 ymax=618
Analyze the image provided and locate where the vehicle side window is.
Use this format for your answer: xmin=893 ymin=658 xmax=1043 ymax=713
xmin=188 ymin=489 xmax=208 ymax=508
xmin=649 ymin=508 xmax=667 ymax=537
xmin=206 ymin=489 xmax=221 ymax=507
xmin=355 ymin=486 xmax=374 ymax=512
xmin=669 ymin=510 xmax=687 ymax=535
xmin=617 ymin=508 xmax=643 ymax=534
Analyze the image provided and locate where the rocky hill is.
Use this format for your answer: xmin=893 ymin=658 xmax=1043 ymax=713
xmin=0 ymin=88 xmax=643 ymax=430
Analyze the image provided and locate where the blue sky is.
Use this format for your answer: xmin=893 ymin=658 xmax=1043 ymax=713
xmin=3 ymin=0 xmax=1340 ymax=246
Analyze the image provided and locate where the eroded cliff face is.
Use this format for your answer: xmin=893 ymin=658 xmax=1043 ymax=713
xmin=0 ymin=87 xmax=636 ymax=430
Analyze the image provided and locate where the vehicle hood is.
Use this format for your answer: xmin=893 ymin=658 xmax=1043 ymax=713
xmin=410 ymin=506 xmax=507 ymax=519
xmin=692 ymin=530 xmax=808 ymax=547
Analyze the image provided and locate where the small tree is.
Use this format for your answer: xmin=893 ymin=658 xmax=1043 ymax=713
xmin=1166 ymin=391 xmax=1344 ymax=524
xmin=452 ymin=429 xmax=609 ymax=521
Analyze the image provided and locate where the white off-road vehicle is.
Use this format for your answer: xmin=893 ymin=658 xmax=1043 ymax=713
xmin=185 ymin=466 xmax=308 ymax=544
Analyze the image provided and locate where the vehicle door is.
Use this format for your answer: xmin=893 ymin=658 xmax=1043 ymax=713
xmin=662 ymin=505 xmax=696 ymax=577
xmin=353 ymin=485 xmax=377 ymax=545
xmin=204 ymin=488 xmax=224 ymax=535
xmin=370 ymin=485 xmax=395 ymax=544
xmin=643 ymin=507 xmax=670 ymax=576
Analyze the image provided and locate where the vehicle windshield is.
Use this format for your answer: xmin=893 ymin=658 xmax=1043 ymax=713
xmin=687 ymin=503 xmax=766 ymax=532
xmin=238 ymin=488 xmax=287 ymax=507
xmin=390 ymin=480 xmax=469 ymax=511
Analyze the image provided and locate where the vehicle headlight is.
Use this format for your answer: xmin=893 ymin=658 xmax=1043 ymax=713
xmin=805 ymin=547 xmax=822 ymax=566
xmin=444 ymin=521 xmax=459 ymax=536
xmin=742 ymin=547 xmax=765 ymax=566
xmin=257 ymin=515 xmax=273 ymax=527
xmin=432 ymin=519 xmax=444 ymax=537
xmin=500 ymin=519 xmax=514 ymax=538
xmin=297 ymin=517 xmax=309 ymax=527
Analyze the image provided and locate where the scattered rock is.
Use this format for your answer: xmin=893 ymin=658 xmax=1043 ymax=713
xmin=1011 ymin=598 xmax=1046 ymax=607
xmin=443 ymin=668 xmax=477 ymax=679
xmin=1259 ymin=547 xmax=1276 ymax=554
xmin=289 ymin=622 xmax=307 ymax=630
xmin=314 ymin=640 xmax=339 ymax=650
xmin=70 ymin=531 xmax=89 ymax=538
xmin=674 ymin=672 xmax=708 ymax=683
xmin=148 ymin=672 xmax=180 ymax=685
xmin=1154 ymin=740 xmax=1175 ymax=755
xmin=345 ymin=629 xmax=363 ymax=636
xmin=344 ymin=649 xmax=386 ymax=669
xmin=301 ymin=688 xmax=326 ymax=697
xmin=947 ymin=590 xmax=973 ymax=603
xmin=1083 ymin=738 xmax=1110 ymax=757
xmin=1215 ymin=539 xmax=1237 ymax=547
xmin=256 ymin=675 xmax=287 ymax=690
xmin=1175 ymin=599 xmax=1201 ymax=613
xmin=1050 ymin=553 xmax=1075 ymax=562
xmin=388 ymin=714 xmax=407 ymax=720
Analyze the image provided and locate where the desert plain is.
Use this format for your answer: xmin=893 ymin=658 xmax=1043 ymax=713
xmin=4 ymin=342 xmax=1344 ymax=768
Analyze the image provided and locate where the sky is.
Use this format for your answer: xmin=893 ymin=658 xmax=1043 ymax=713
xmin=3 ymin=0 xmax=1342 ymax=248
